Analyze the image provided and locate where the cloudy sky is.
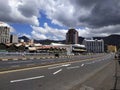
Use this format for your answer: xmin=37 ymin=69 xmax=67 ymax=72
xmin=0 ymin=0 xmax=120 ymax=40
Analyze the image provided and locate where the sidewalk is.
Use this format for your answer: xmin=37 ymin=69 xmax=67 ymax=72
xmin=71 ymin=59 xmax=120 ymax=90
xmin=114 ymin=59 xmax=120 ymax=90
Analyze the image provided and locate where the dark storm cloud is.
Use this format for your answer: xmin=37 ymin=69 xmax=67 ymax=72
xmin=71 ymin=0 xmax=120 ymax=28
xmin=91 ymin=25 xmax=120 ymax=34
xmin=0 ymin=0 xmax=11 ymax=14
xmin=0 ymin=0 xmax=39 ymax=26
xmin=0 ymin=0 xmax=12 ymax=22
xmin=18 ymin=1 xmax=39 ymax=17
xmin=71 ymin=0 xmax=101 ymax=8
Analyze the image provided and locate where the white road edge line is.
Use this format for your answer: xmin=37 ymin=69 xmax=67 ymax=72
xmin=10 ymin=75 xmax=45 ymax=83
xmin=53 ymin=69 xmax=62 ymax=75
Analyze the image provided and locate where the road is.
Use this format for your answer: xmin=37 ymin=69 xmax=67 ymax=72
xmin=0 ymin=53 xmax=114 ymax=90
xmin=0 ymin=54 xmax=107 ymax=71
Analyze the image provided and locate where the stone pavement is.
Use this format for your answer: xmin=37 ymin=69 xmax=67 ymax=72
xmin=71 ymin=59 xmax=120 ymax=90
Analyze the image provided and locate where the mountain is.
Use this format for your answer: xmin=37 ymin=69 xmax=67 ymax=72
xmin=34 ymin=39 xmax=65 ymax=45
xmin=19 ymin=36 xmax=29 ymax=42
xmin=19 ymin=34 xmax=120 ymax=49
xmin=18 ymin=36 xmax=65 ymax=44
xmin=93 ymin=34 xmax=120 ymax=49
xmin=78 ymin=37 xmax=85 ymax=44
xmin=104 ymin=34 xmax=120 ymax=46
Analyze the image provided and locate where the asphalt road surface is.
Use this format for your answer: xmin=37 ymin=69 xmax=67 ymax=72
xmin=0 ymin=53 xmax=114 ymax=90
xmin=0 ymin=54 xmax=107 ymax=70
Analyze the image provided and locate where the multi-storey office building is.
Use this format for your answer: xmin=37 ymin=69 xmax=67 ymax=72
xmin=0 ymin=26 xmax=10 ymax=44
xmin=66 ymin=28 xmax=78 ymax=44
xmin=83 ymin=39 xmax=104 ymax=53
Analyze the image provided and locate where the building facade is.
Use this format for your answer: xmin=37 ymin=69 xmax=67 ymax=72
xmin=0 ymin=26 xmax=10 ymax=44
xmin=10 ymin=34 xmax=18 ymax=43
xmin=83 ymin=39 xmax=104 ymax=53
xmin=107 ymin=45 xmax=117 ymax=53
xmin=66 ymin=28 xmax=78 ymax=44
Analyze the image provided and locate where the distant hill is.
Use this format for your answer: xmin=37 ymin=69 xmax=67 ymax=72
xmin=34 ymin=39 xmax=65 ymax=45
xmin=19 ymin=36 xmax=29 ymax=42
xmin=19 ymin=34 xmax=120 ymax=49
xmin=19 ymin=36 xmax=65 ymax=45
xmin=93 ymin=34 xmax=120 ymax=49
xmin=104 ymin=34 xmax=120 ymax=47
xmin=78 ymin=37 xmax=84 ymax=44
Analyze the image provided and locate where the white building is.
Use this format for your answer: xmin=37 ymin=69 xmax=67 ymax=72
xmin=0 ymin=23 xmax=10 ymax=44
xmin=10 ymin=34 xmax=18 ymax=43
xmin=50 ymin=43 xmax=72 ymax=55
xmin=19 ymin=39 xmax=24 ymax=43
xmin=51 ymin=43 xmax=86 ymax=55
xmin=83 ymin=39 xmax=104 ymax=53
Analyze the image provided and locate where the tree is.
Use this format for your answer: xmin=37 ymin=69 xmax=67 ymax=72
xmin=0 ymin=43 xmax=7 ymax=51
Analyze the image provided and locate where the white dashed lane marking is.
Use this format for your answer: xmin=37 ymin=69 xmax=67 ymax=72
xmin=10 ymin=75 xmax=45 ymax=83
xmin=53 ymin=69 xmax=62 ymax=75
xmin=67 ymin=66 xmax=80 ymax=69
xmin=48 ymin=64 xmax=71 ymax=69
xmin=81 ymin=64 xmax=84 ymax=67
